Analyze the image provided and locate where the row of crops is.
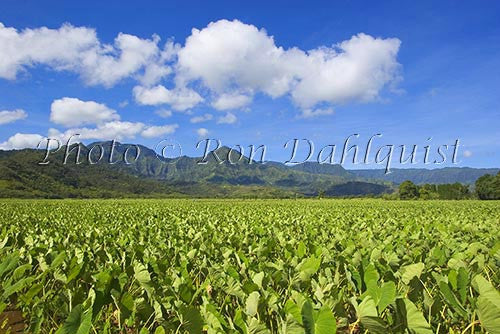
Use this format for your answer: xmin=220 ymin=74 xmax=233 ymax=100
xmin=0 ymin=199 xmax=499 ymax=333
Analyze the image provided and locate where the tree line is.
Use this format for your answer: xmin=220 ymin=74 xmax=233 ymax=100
xmin=398 ymin=172 xmax=500 ymax=200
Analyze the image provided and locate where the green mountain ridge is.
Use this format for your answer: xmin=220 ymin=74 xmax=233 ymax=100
xmin=350 ymin=167 xmax=500 ymax=185
xmin=0 ymin=147 xmax=297 ymax=198
xmin=0 ymin=141 xmax=497 ymax=198
xmin=80 ymin=142 xmax=355 ymax=189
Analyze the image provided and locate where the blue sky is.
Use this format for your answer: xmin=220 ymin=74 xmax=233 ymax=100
xmin=0 ymin=0 xmax=499 ymax=169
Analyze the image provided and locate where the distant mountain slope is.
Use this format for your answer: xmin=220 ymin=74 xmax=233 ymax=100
xmin=0 ymin=143 xmax=385 ymax=198
xmin=350 ymin=167 xmax=500 ymax=184
xmin=1 ymin=142 xmax=495 ymax=198
xmin=0 ymin=147 xmax=296 ymax=198
xmin=84 ymin=142 xmax=356 ymax=194
xmin=0 ymin=148 xmax=174 ymax=198
xmin=290 ymin=161 xmax=354 ymax=178
xmin=279 ymin=158 xmax=496 ymax=185
xmin=325 ymin=181 xmax=391 ymax=197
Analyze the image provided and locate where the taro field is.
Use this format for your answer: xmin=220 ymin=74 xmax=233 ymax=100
xmin=0 ymin=199 xmax=499 ymax=333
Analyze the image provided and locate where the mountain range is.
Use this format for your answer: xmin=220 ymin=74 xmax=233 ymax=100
xmin=0 ymin=141 xmax=497 ymax=198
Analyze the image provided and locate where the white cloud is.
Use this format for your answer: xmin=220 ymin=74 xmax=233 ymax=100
xmin=176 ymin=19 xmax=401 ymax=115
xmin=49 ymin=120 xmax=179 ymax=142
xmin=0 ymin=133 xmax=44 ymax=150
xmin=0 ymin=22 xmax=174 ymax=87
xmin=291 ymin=33 xmax=401 ymax=108
xmin=212 ymin=93 xmax=251 ymax=110
xmin=119 ymin=100 xmax=129 ymax=108
xmin=139 ymin=62 xmax=172 ymax=87
xmin=0 ymin=109 xmax=27 ymax=125
xmin=177 ymin=20 xmax=295 ymax=97
xmin=81 ymin=33 xmax=165 ymax=87
xmin=216 ymin=112 xmax=237 ymax=124
xmin=190 ymin=113 xmax=213 ymax=123
xmin=50 ymin=97 xmax=119 ymax=127
xmin=0 ymin=20 xmax=402 ymax=119
xmin=300 ymin=107 xmax=334 ymax=118
xmin=196 ymin=128 xmax=209 ymax=138
xmin=141 ymin=124 xmax=178 ymax=138
xmin=463 ymin=150 xmax=472 ymax=158
xmin=49 ymin=121 xmax=146 ymax=142
xmin=136 ymin=38 xmax=179 ymax=86
xmin=156 ymin=109 xmax=173 ymax=118
xmin=0 ymin=22 xmax=95 ymax=80
xmin=133 ymin=85 xmax=203 ymax=111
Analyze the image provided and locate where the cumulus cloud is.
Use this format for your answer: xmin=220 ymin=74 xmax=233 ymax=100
xmin=0 ymin=22 xmax=174 ymax=87
xmin=48 ymin=120 xmax=179 ymax=142
xmin=141 ymin=124 xmax=178 ymax=138
xmin=0 ymin=109 xmax=27 ymax=125
xmin=48 ymin=121 xmax=145 ymax=142
xmin=0 ymin=133 xmax=44 ymax=150
xmin=176 ymin=19 xmax=401 ymax=115
xmin=190 ymin=113 xmax=213 ymax=123
xmin=212 ymin=93 xmax=252 ymax=110
xmin=0 ymin=20 xmax=402 ymax=119
xmin=177 ymin=20 xmax=296 ymax=97
xmin=216 ymin=112 xmax=237 ymax=124
xmin=82 ymin=33 xmax=166 ymax=87
xmin=50 ymin=97 xmax=119 ymax=127
xmin=0 ymin=22 xmax=94 ymax=80
xmin=133 ymin=85 xmax=203 ymax=111
xmin=291 ymin=34 xmax=401 ymax=108
xmin=196 ymin=128 xmax=209 ymax=138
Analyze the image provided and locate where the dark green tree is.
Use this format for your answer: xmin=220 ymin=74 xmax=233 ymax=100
xmin=419 ymin=184 xmax=438 ymax=200
xmin=476 ymin=172 xmax=500 ymax=200
xmin=399 ymin=180 xmax=419 ymax=200
xmin=436 ymin=183 xmax=470 ymax=199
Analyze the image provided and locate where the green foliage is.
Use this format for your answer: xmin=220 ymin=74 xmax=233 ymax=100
xmin=418 ymin=184 xmax=440 ymax=200
xmin=476 ymin=172 xmax=500 ymax=200
xmin=400 ymin=262 xmax=424 ymax=284
xmin=0 ymin=199 xmax=499 ymax=333
xmin=418 ymin=183 xmax=471 ymax=200
xmin=473 ymin=275 xmax=500 ymax=332
xmin=55 ymin=304 xmax=92 ymax=334
xmin=399 ymin=180 xmax=419 ymax=199
xmin=396 ymin=181 xmax=472 ymax=200
xmin=396 ymin=298 xmax=432 ymax=334
xmin=301 ymin=301 xmax=336 ymax=334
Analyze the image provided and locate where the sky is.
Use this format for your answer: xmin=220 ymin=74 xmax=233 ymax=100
xmin=0 ymin=0 xmax=499 ymax=169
